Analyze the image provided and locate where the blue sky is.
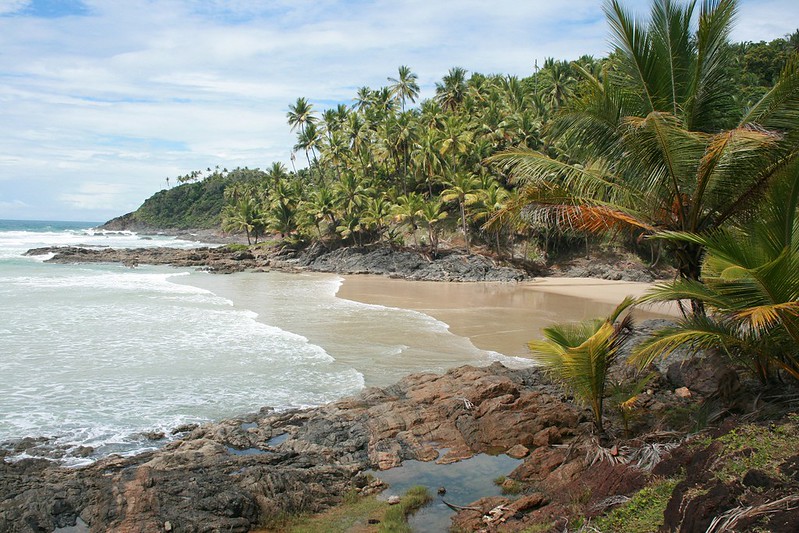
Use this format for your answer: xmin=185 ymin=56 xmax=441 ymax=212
xmin=0 ymin=0 xmax=797 ymax=222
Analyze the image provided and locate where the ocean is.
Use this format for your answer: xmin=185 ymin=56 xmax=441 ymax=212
xmin=0 ymin=220 xmax=523 ymax=466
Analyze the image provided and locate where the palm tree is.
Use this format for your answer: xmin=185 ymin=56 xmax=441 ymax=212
xmin=491 ymin=0 xmax=799 ymax=311
xmin=386 ymin=111 xmax=417 ymax=193
xmin=435 ymin=67 xmax=468 ymax=112
xmin=353 ymin=86 xmax=373 ymax=111
xmin=393 ymin=192 xmax=425 ymax=247
xmin=528 ymin=298 xmax=635 ymax=434
xmin=412 ymin=129 xmax=444 ymax=196
xmin=286 ymin=97 xmax=317 ymax=134
xmin=635 ymin=167 xmax=799 ymax=383
xmin=335 ymin=171 xmax=371 ymax=218
xmin=438 ymin=116 xmax=472 ymax=173
xmin=302 ymin=186 xmax=339 ymax=239
xmin=222 ymin=196 xmax=263 ymax=245
xmin=265 ymin=162 xmax=289 ymax=190
xmin=473 ymin=180 xmax=510 ymax=255
xmin=441 ymin=172 xmax=481 ymax=252
xmin=540 ymin=58 xmax=576 ymax=110
xmin=266 ymin=201 xmax=297 ymax=239
xmin=361 ymin=195 xmax=393 ymax=242
xmin=294 ymin=122 xmax=322 ymax=180
xmin=388 ymin=65 xmax=420 ymax=112
xmin=419 ymin=199 xmax=448 ymax=257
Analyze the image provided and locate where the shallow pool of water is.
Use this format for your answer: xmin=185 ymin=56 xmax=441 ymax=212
xmin=371 ymin=452 xmax=522 ymax=532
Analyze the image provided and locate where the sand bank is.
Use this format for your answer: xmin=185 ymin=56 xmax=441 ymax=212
xmin=337 ymin=276 xmax=676 ymax=358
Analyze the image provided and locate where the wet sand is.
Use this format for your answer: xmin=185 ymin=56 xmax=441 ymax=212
xmin=337 ymin=276 xmax=676 ymax=358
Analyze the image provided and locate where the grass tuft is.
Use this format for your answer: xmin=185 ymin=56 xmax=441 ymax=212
xmin=590 ymin=477 xmax=679 ymax=533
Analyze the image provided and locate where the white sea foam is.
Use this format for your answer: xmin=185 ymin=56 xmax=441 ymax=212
xmin=2 ymin=225 xmax=493 ymax=465
xmin=0 ymin=230 xmax=361 ymax=463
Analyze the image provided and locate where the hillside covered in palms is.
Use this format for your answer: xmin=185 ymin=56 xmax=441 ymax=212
xmin=108 ymin=8 xmax=797 ymax=273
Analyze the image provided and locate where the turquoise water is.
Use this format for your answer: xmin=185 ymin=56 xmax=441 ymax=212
xmin=0 ymin=220 xmax=522 ymax=465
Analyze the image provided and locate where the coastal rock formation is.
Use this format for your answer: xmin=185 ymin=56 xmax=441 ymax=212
xmin=4 ymin=358 xmax=798 ymax=531
xmin=24 ymin=244 xmax=532 ymax=282
xmin=295 ymin=245 xmax=530 ymax=282
xmin=0 ymin=364 xmax=579 ymax=532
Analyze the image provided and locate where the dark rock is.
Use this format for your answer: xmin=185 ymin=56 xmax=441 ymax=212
xmin=665 ymin=351 xmax=737 ymax=396
xmin=298 ymin=246 xmax=529 ymax=282
xmin=742 ymin=469 xmax=773 ymax=489
xmin=172 ymin=423 xmax=199 ymax=434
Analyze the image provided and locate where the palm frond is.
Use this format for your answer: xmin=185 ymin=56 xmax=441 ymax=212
xmin=684 ymin=0 xmax=738 ymax=131
xmin=741 ymin=52 xmax=799 ymax=133
xmin=604 ymin=0 xmax=660 ymax=114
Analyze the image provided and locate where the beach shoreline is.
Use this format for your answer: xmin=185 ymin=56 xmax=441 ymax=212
xmin=336 ymin=275 xmax=677 ymax=358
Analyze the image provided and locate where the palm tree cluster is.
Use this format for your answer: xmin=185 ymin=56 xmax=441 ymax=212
xmin=521 ymin=0 xmax=799 ymax=438
xmin=223 ymin=60 xmax=606 ymax=256
xmin=219 ymin=10 xmax=795 ymax=263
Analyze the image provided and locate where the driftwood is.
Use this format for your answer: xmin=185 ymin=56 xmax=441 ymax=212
xmin=441 ymin=499 xmax=482 ymax=512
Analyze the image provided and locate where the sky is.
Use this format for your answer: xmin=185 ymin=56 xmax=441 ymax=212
xmin=0 ymin=0 xmax=797 ymax=222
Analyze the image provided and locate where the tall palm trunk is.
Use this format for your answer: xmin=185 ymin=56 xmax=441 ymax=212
xmin=459 ymin=197 xmax=470 ymax=253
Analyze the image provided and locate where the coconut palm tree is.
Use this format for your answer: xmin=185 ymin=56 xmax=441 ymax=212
xmin=540 ymin=58 xmax=577 ymax=110
xmin=361 ymin=195 xmax=393 ymax=242
xmin=528 ymin=298 xmax=635 ymax=434
xmin=222 ymin=196 xmax=264 ymax=245
xmin=491 ymin=0 xmax=799 ymax=313
xmin=634 ymin=166 xmax=799 ymax=383
xmin=294 ymin=122 xmax=323 ymax=180
xmin=419 ymin=199 xmax=448 ymax=257
xmin=435 ymin=67 xmax=468 ymax=112
xmin=388 ymin=65 xmax=420 ymax=112
xmin=286 ymin=97 xmax=317 ymax=134
xmin=302 ymin=186 xmax=339 ymax=239
xmin=473 ymin=180 xmax=511 ymax=255
xmin=393 ymin=192 xmax=425 ymax=247
xmin=265 ymin=162 xmax=289 ymax=190
xmin=441 ymin=172 xmax=482 ymax=252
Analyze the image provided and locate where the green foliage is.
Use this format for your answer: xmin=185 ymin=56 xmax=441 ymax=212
xmin=491 ymin=0 xmax=799 ymax=296
xmin=274 ymin=495 xmax=385 ymax=533
xmin=528 ymin=297 xmax=635 ymax=433
xmin=118 ymin=7 xmax=792 ymax=264
xmin=715 ymin=419 xmax=799 ymax=483
xmin=607 ymin=371 xmax=656 ymax=437
xmin=591 ymin=477 xmax=680 ymax=533
xmin=379 ymin=486 xmax=432 ymax=533
xmin=125 ymin=168 xmax=268 ymax=230
xmin=635 ymin=163 xmax=799 ymax=383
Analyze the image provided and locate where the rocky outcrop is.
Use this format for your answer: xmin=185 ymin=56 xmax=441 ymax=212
xmin=0 ymin=364 xmax=580 ymax=533
xmin=294 ymin=246 xmax=530 ymax=282
xmin=24 ymin=245 xmax=261 ymax=274
xmin=24 ymin=244 xmax=531 ymax=281
xmin=547 ymin=251 xmax=671 ymax=282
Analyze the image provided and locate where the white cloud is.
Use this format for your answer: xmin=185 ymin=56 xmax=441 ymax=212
xmin=59 ymin=182 xmax=136 ymax=211
xmin=0 ymin=0 xmax=28 ymax=16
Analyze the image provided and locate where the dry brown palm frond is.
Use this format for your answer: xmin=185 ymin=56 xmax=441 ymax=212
xmin=705 ymin=494 xmax=799 ymax=533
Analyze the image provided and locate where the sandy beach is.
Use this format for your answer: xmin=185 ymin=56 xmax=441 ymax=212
xmin=337 ymin=276 xmax=677 ymax=358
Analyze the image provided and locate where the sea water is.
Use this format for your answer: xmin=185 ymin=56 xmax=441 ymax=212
xmin=0 ymin=220 xmax=526 ymax=466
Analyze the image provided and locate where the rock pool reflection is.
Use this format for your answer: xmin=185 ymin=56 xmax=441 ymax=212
xmin=370 ymin=451 xmax=522 ymax=532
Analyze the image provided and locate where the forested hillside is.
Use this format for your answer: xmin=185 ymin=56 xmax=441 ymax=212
xmin=111 ymin=25 xmax=797 ymax=265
